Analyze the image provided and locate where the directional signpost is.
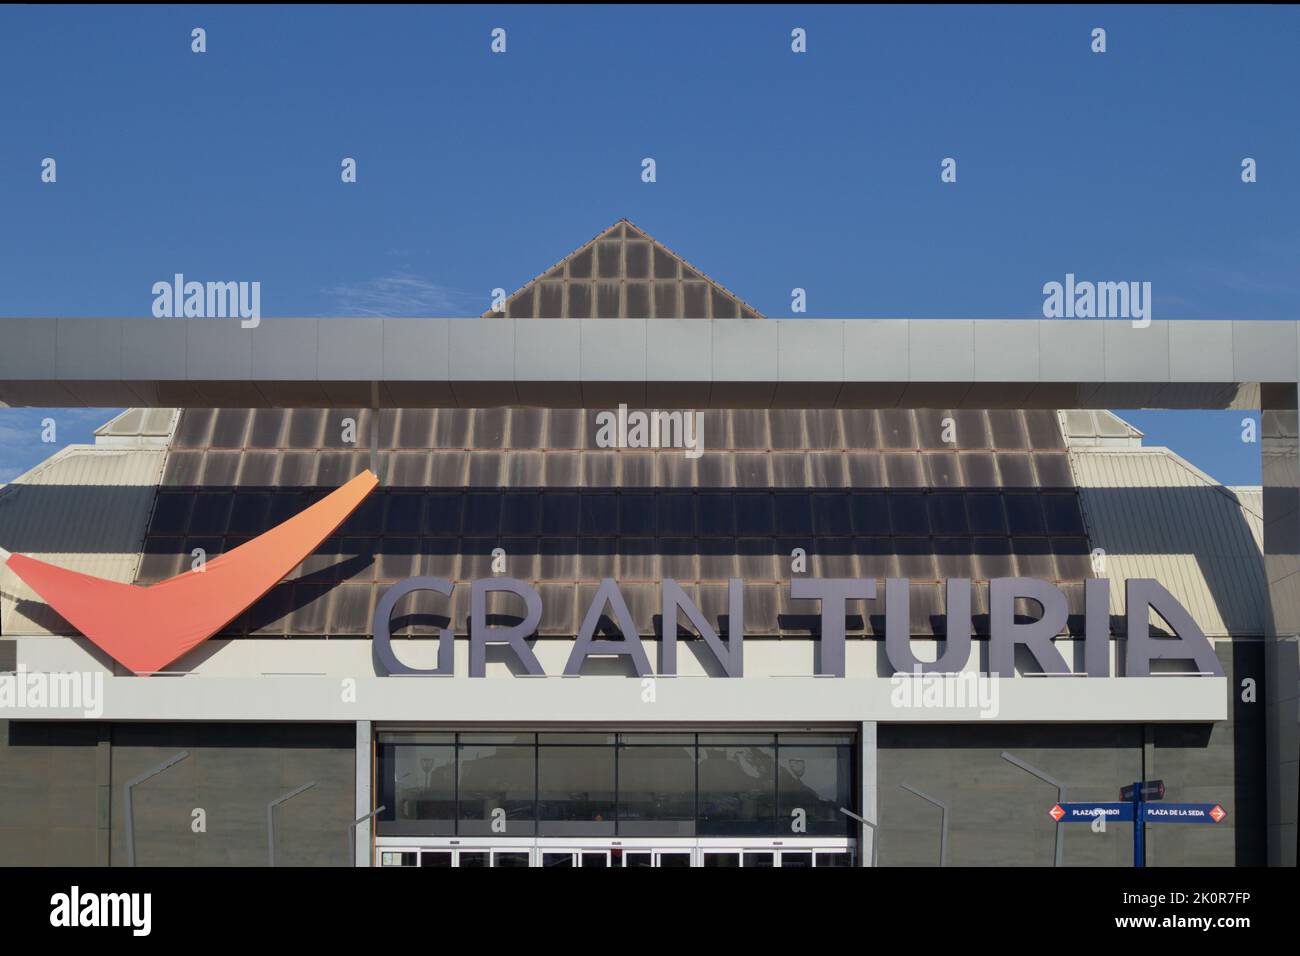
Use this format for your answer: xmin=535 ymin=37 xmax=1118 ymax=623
xmin=1049 ymin=781 xmax=1226 ymax=866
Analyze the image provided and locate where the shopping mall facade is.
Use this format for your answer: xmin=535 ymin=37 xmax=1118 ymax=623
xmin=0 ymin=221 xmax=1295 ymax=867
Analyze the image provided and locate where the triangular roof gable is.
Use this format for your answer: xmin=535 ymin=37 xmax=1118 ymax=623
xmin=482 ymin=219 xmax=763 ymax=319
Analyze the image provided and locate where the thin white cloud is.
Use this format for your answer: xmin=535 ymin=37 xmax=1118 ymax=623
xmin=322 ymin=272 xmax=481 ymax=317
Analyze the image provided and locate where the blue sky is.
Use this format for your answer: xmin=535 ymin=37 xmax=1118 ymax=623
xmin=0 ymin=5 xmax=1296 ymax=483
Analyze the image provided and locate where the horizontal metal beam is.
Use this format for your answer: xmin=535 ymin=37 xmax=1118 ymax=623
xmin=0 ymin=318 xmax=1294 ymax=410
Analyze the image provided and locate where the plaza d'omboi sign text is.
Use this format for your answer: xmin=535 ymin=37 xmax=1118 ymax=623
xmin=371 ymin=576 xmax=1223 ymax=679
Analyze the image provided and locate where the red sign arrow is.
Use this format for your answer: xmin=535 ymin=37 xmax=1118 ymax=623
xmin=1209 ymin=804 xmax=1227 ymax=823
xmin=1049 ymin=804 xmax=1065 ymax=822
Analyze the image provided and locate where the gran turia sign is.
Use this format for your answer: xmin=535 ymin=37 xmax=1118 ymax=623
xmin=372 ymin=575 xmax=1224 ymax=680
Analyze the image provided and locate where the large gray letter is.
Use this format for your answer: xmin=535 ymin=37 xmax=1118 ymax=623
xmin=1085 ymin=578 xmax=1111 ymax=677
xmin=989 ymin=578 xmax=1071 ymax=677
xmin=662 ymin=578 xmax=743 ymax=677
xmin=565 ymin=578 xmax=652 ymax=676
xmin=470 ymin=577 xmax=545 ymax=678
xmin=372 ymin=577 xmax=455 ymax=676
xmin=886 ymin=578 xmax=973 ymax=674
xmin=789 ymin=577 xmax=875 ymax=677
xmin=1125 ymin=579 xmax=1223 ymax=676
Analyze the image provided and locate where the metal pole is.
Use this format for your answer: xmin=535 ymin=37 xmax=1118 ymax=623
xmin=899 ymin=784 xmax=949 ymax=867
xmin=124 ymin=751 xmax=190 ymax=867
xmin=267 ymin=781 xmax=316 ymax=867
xmin=1000 ymin=751 xmax=1066 ymax=867
xmin=348 ymin=805 xmax=386 ymax=867
xmin=838 ymin=807 xmax=879 ymax=867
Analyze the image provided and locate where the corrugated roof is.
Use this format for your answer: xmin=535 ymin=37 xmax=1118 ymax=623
xmin=1070 ymin=447 xmax=1267 ymax=636
xmin=0 ymin=443 xmax=165 ymax=636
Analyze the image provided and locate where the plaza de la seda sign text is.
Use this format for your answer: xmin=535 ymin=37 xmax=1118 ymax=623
xmin=371 ymin=576 xmax=1223 ymax=680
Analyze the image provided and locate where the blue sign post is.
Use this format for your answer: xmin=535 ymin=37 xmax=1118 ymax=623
xmin=1050 ymin=781 xmax=1225 ymax=867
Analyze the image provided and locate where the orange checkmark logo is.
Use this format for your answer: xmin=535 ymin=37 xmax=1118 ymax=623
xmin=1 ymin=469 xmax=378 ymax=675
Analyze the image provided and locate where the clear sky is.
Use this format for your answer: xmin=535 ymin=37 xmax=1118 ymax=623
xmin=0 ymin=5 xmax=1295 ymax=483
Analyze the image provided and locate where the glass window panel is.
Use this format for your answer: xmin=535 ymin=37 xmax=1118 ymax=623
xmin=188 ymin=494 xmax=232 ymax=535
xmin=625 ymin=240 xmax=650 ymax=278
xmin=248 ymin=409 xmax=287 ymax=448
xmin=506 ymin=289 xmax=534 ymax=318
xmin=658 ymin=853 xmax=691 ymax=868
xmin=466 ymin=451 xmax=503 ymax=486
xmin=774 ymin=494 xmax=814 ymax=536
xmin=538 ymin=745 xmax=616 ymax=835
xmin=1034 ymin=452 xmax=1075 ymax=488
xmin=245 ymin=581 xmax=290 ymax=635
xmin=1041 ymin=493 xmax=1086 ymax=535
xmin=653 ymin=246 xmax=677 ymax=279
xmin=804 ymin=410 xmax=843 ymax=449
xmin=421 ymin=851 xmax=452 ymax=868
xmin=200 ymin=451 xmax=240 ymax=487
xmin=1025 ymin=410 xmax=1065 ymax=449
xmin=597 ymin=240 xmax=622 ymax=278
xmin=850 ymin=493 xmax=891 ymax=535
xmin=817 ymin=852 xmax=854 ymax=867
xmin=997 ymin=453 xmax=1036 ymax=488
xmin=624 ymin=852 xmax=654 ymax=868
xmin=654 ymin=281 xmax=678 ymax=318
xmin=915 ymin=411 xmax=951 ymax=448
xmin=781 ymin=852 xmax=814 ymax=867
xmin=426 ymin=451 xmax=464 ymax=486
xmin=698 ymin=743 xmax=777 ymax=835
xmin=1053 ymin=538 xmax=1092 ymax=580
xmin=1004 ymin=494 xmax=1045 ymax=534
xmin=771 ymin=453 xmax=808 ymax=487
xmin=697 ymin=493 xmax=735 ymax=535
xmin=683 ymin=282 xmax=707 ymax=318
xmin=340 ymin=494 xmax=384 ymax=535
xmin=620 ymin=494 xmax=655 ymax=535
xmin=812 ymin=494 xmax=851 ymax=534
xmin=949 ymin=410 xmax=991 ymax=449
xmin=737 ymin=538 xmax=777 ymax=580
xmin=542 ymin=853 xmax=574 ymax=868
xmin=431 ymin=409 xmax=471 ymax=448
xmin=596 ymin=282 xmax=621 ymax=319
xmin=148 ymin=494 xmax=193 ymax=534
xmin=889 ymin=494 xmax=929 ymax=534
xmin=227 ymin=494 xmax=270 ymax=535
xmin=541 ymin=493 xmax=580 ymax=536
xmin=616 ymin=538 xmax=658 ymax=581
xmin=543 ymin=450 xmax=581 ymax=486
xmin=537 ymin=582 xmax=576 ymax=634
xmin=735 ymin=494 xmax=775 ymax=535
xmin=659 ymin=538 xmax=699 ymax=580
xmin=878 ymin=410 xmax=917 ymax=448
xmin=697 ymin=537 xmax=735 ymax=579
xmin=927 ymin=494 xmax=968 ymax=535
xmin=462 ymin=493 xmax=502 ymax=535
xmin=174 ymin=408 xmax=213 ymax=447
xmin=620 ymin=452 xmax=655 ymax=486
xmin=924 ymin=452 xmax=963 ymax=488
xmin=613 ymin=743 xmax=696 ymax=832
xmin=1012 ymin=538 xmax=1058 ymax=579
xmin=988 ymin=410 xmax=1029 ymax=449
xmin=500 ymin=493 xmax=540 ymax=534
xmin=566 ymin=282 xmax=592 ymax=318
xmin=580 ymin=494 xmax=617 ymax=534
xmin=569 ymin=247 xmax=593 ymax=278
xmin=578 ymin=538 xmax=617 ymax=580
xmin=974 ymin=537 xmax=1015 ymax=579
xmin=458 ymin=851 xmax=489 ymax=868
xmin=457 ymin=743 xmax=536 ymax=835
xmin=378 ymin=537 xmax=421 ymax=580
xmin=626 ymin=282 xmax=651 ymax=318
xmin=734 ymin=453 xmax=771 ymax=486
xmin=317 ymin=451 xmax=362 ymax=487
xmin=236 ymin=450 xmax=279 ymax=487
xmin=329 ymin=583 xmax=374 ymax=634
xmin=162 ymin=450 xmax=203 ymax=487
xmin=285 ymin=410 xmax=324 ymax=448
xmin=538 ymin=281 xmax=563 ymax=318
xmin=583 ymin=451 xmax=618 ymax=487
xmin=842 ymin=410 xmax=879 ymax=449
xmin=767 ymin=410 xmax=804 ymax=449
xmin=704 ymin=853 xmax=740 ymax=867
xmin=136 ymin=541 xmax=184 ymax=583
xmin=289 ymin=582 xmax=332 ymax=635
xmin=883 ymin=453 xmax=924 ymax=488
xmin=656 ymin=493 xmax=696 ymax=536
xmin=210 ymin=409 xmax=250 ymax=447
xmin=695 ymin=453 xmax=732 ymax=487
xmin=845 ymin=452 xmax=884 ymax=488
xmin=711 ymin=288 xmax=738 ymax=319
xmin=965 ymin=492 xmax=1007 ymax=535
xmin=896 ymin=538 xmax=938 ymax=579
xmin=728 ymin=410 xmax=770 ymax=449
